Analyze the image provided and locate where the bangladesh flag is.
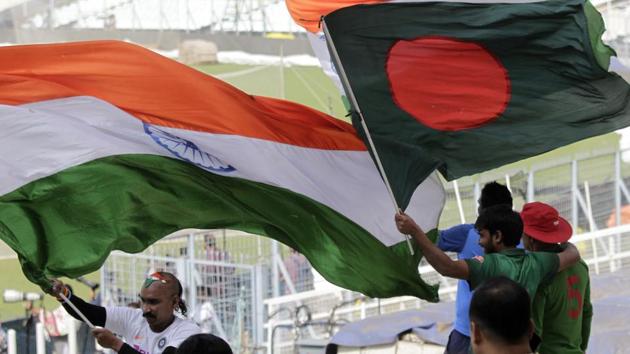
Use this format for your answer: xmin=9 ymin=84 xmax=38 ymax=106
xmin=0 ymin=41 xmax=445 ymax=300
xmin=323 ymin=0 xmax=630 ymax=208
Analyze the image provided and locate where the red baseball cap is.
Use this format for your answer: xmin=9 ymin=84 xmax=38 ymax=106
xmin=521 ymin=202 xmax=573 ymax=243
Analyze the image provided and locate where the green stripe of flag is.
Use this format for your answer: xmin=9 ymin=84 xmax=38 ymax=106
xmin=0 ymin=154 xmax=439 ymax=300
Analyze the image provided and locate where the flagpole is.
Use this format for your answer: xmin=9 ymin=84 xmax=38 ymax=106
xmin=322 ymin=19 xmax=415 ymax=256
xmin=58 ymin=292 xmax=96 ymax=329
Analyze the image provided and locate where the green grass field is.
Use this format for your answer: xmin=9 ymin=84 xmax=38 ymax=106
xmin=0 ymin=63 xmax=624 ymax=320
xmin=195 ymin=63 xmax=348 ymax=119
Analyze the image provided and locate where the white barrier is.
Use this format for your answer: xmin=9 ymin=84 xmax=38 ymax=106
xmin=36 ymin=322 xmax=45 ymax=354
xmin=7 ymin=329 xmax=16 ymax=354
xmin=68 ymin=319 xmax=77 ymax=354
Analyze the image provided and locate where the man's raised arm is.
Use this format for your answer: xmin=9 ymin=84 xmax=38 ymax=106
xmin=395 ymin=213 xmax=469 ymax=280
xmin=45 ymin=279 xmax=106 ymax=327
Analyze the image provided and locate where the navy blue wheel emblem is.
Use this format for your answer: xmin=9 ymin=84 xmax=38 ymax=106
xmin=144 ymin=123 xmax=236 ymax=173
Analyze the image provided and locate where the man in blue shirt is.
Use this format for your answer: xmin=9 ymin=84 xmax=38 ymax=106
xmin=437 ymin=181 xmax=512 ymax=354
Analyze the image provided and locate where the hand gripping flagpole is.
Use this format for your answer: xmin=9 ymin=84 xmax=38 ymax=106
xmin=322 ymin=18 xmax=415 ymax=255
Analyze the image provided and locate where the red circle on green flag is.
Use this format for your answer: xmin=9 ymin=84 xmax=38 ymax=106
xmin=386 ymin=36 xmax=510 ymax=131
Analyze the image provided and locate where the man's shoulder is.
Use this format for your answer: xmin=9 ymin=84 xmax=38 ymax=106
xmin=441 ymin=223 xmax=475 ymax=234
xmin=467 ymin=252 xmax=519 ymax=274
xmin=468 ymin=255 xmax=488 ymax=264
xmin=475 ymin=252 xmax=506 ymax=262
xmin=172 ymin=317 xmax=202 ymax=333
xmin=106 ymin=306 xmax=143 ymax=321
xmin=540 ymin=260 xmax=589 ymax=298
xmin=463 ymin=225 xmax=479 ymax=239
xmin=460 ymin=223 xmax=476 ymax=232
xmin=551 ymin=259 xmax=590 ymax=283
xmin=461 ymin=227 xmax=482 ymax=252
xmin=465 ymin=224 xmax=477 ymax=233
xmin=104 ymin=306 xmax=144 ymax=338
xmin=465 ymin=253 xmax=503 ymax=273
xmin=157 ymin=318 xmax=201 ymax=349
xmin=527 ymin=251 xmax=560 ymax=267
xmin=438 ymin=224 xmax=477 ymax=253
xmin=577 ymin=259 xmax=590 ymax=273
xmin=465 ymin=252 xmax=507 ymax=290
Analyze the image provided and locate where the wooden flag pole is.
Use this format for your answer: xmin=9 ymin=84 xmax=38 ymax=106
xmin=322 ymin=18 xmax=415 ymax=255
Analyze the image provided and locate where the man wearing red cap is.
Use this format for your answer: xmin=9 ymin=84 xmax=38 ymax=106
xmin=521 ymin=202 xmax=592 ymax=354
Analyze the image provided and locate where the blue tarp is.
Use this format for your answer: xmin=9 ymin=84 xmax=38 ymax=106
xmin=329 ymin=302 xmax=453 ymax=347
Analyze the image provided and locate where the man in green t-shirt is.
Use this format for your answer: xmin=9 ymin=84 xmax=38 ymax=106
xmin=395 ymin=204 xmax=580 ymax=300
xmin=521 ymin=202 xmax=592 ymax=354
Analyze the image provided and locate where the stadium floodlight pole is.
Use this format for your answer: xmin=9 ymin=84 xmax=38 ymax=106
xmin=58 ymin=292 xmax=95 ymax=329
xmin=322 ymin=18 xmax=415 ymax=256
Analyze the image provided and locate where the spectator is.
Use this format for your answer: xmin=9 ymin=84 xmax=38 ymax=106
xmin=46 ymin=272 xmax=200 ymax=354
xmin=282 ymin=248 xmax=314 ymax=294
xmin=521 ymin=202 xmax=593 ymax=353
xmin=175 ymin=333 xmax=233 ymax=354
xmin=437 ymin=181 xmax=512 ymax=353
xmin=469 ymin=277 xmax=533 ymax=354
xmin=202 ymin=234 xmax=237 ymax=330
xmin=203 ymin=234 xmax=233 ymax=299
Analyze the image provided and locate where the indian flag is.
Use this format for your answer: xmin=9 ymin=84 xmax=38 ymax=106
xmin=0 ymin=41 xmax=444 ymax=300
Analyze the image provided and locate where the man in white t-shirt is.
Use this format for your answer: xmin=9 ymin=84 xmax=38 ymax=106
xmin=47 ymin=272 xmax=201 ymax=354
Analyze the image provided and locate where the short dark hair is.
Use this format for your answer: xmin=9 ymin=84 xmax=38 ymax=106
xmin=176 ymin=334 xmax=233 ymax=354
xmin=470 ymin=276 xmax=531 ymax=345
xmin=474 ymin=204 xmax=523 ymax=247
xmin=480 ymin=182 xmax=513 ymax=209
